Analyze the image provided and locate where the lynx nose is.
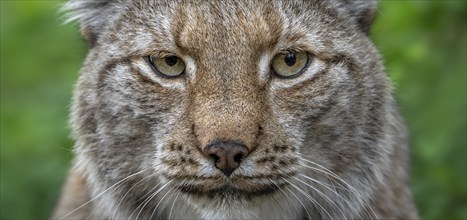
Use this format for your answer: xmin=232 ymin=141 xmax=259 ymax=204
xmin=203 ymin=141 xmax=249 ymax=177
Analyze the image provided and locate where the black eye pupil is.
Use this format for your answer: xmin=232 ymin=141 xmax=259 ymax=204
xmin=284 ymin=52 xmax=296 ymax=66
xmin=165 ymin=56 xmax=178 ymax=66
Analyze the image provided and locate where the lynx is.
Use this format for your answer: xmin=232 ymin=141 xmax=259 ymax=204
xmin=53 ymin=0 xmax=418 ymax=219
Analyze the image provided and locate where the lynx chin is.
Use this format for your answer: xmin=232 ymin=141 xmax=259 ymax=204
xmin=53 ymin=0 xmax=418 ymax=219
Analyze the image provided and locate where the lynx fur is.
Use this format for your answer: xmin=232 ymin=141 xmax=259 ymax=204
xmin=53 ymin=1 xmax=418 ymax=219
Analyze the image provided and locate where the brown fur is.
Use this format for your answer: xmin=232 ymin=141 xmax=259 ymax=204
xmin=53 ymin=1 xmax=418 ymax=219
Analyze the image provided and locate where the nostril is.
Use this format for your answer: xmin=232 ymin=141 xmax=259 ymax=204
xmin=210 ymin=154 xmax=220 ymax=163
xmin=202 ymin=140 xmax=250 ymax=177
xmin=233 ymin=153 xmax=243 ymax=163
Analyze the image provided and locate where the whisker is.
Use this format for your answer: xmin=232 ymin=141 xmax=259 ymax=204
xmin=278 ymin=178 xmax=313 ymax=220
xmin=88 ymin=174 xmax=145 ymax=220
xmin=131 ymin=179 xmax=173 ymax=220
xmin=300 ymin=172 xmax=348 ymax=192
xmin=299 ymin=156 xmax=355 ymax=190
xmin=299 ymin=165 xmax=374 ymax=220
xmin=168 ymin=181 xmax=184 ymax=220
xmin=125 ymin=163 xmax=167 ymax=219
xmin=293 ymin=176 xmax=347 ymax=220
xmin=299 ymin=155 xmax=378 ymax=219
xmin=128 ymin=184 xmax=159 ymax=219
xmin=298 ymin=173 xmax=361 ymax=218
xmin=59 ymin=169 xmax=147 ymax=220
xmin=300 ymin=162 xmax=360 ymax=204
xmin=111 ymin=174 xmax=157 ymax=219
xmin=133 ymin=189 xmax=159 ymax=220
xmin=282 ymin=177 xmax=333 ymax=220
xmin=267 ymin=178 xmax=297 ymax=214
xmin=148 ymin=182 xmax=176 ymax=220
xmin=301 ymin=163 xmax=354 ymax=199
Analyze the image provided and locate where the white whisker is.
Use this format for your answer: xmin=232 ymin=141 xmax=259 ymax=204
xmin=132 ymin=179 xmax=173 ymax=220
xmin=168 ymin=182 xmax=183 ymax=220
xmin=293 ymin=176 xmax=347 ymax=220
xmin=59 ymin=169 xmax=146 ymax=220
xmin=267 ymin=178 xmax=296 ymax=211
xmin=299 ymin=155 xmax=378 ymax=219
xmin=148 ymin=182 xmax=176 ymax=220
xmin=283 ymin=177 xmax=333 ymax=220
xmin=279 ymin=179 xmax=313 ymax=220
xmin=298 ymin=173 xmax=361 ymax=218
xmin=111 ymin=174 xmax=157 ymax=219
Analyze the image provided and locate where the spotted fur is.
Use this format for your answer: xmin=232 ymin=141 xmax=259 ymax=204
xmin=53 ymin=1 xmax=418 ymax=219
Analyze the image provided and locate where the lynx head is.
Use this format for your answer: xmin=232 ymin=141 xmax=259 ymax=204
xmin=66 ymin=0 xmax=406 ymax=219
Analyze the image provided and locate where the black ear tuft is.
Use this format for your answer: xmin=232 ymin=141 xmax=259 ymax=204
xmin=63 ymin=0 xmax=123 ymax=47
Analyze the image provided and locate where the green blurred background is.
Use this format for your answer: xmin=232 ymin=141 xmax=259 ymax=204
xmin=1 ymin=1 xmax=465 ymax=219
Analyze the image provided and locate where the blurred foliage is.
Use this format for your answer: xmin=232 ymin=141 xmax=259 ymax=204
xmin=372 ymin=1 xmax=467 ymax=219
xmin=1 ymin=1 xmax=83 ymax=218
xmin=1 ymin=1 xmax=465 ymax=219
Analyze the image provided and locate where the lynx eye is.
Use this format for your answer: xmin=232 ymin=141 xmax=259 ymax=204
xmin=271 ymin=51 xmax=310 ymax=78
xmin=147 ymin=55 xmax=185 ymax=78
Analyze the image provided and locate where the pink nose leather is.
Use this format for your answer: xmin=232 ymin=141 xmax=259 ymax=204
xmin=203 ymin=141 xmax=249 ymax=177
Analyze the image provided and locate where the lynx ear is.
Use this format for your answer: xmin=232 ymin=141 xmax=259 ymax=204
xmin=64 ymin=0 xmax=123 ymax=46
xmin=342 ymin=0 xmax=377 ymax=34
xmin=328 ymin=0 xmax=377 ymax=34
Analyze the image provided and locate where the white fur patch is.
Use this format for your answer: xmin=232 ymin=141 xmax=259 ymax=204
xmin=183 ymin=55 xmax=197 ymax=81
xmin=257 ymin=52 xmax=272 ymax=85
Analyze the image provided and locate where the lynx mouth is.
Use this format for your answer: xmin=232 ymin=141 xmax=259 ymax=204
xmin=177 ymin=182 xmax=287 ymax=198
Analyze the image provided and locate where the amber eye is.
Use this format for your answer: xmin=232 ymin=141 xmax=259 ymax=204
xmin=271 ymin=51 xmax=310 ymax=78
xmin=147 ymin=55 xmax=185 ymax=78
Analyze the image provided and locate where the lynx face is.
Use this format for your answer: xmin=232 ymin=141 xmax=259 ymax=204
xmin=57 ymin=0 xmax=417 ymax=219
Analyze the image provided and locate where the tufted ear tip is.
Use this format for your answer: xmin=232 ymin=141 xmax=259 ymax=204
xmin=63 ymin=0 xmax=121 ymax=47
xmin=326 ymin=0 xmax=378 ymax=34
xmin=79 ymin=26 xmax=98 ymax=48
xmin=353 ymin=0 xmax=378 ymax=34
xmin=347 ymin=0 xmax=378 ymax=34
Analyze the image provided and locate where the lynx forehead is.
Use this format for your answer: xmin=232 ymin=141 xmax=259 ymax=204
xmin=53 ymin=1 xmax=418 ymax=219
